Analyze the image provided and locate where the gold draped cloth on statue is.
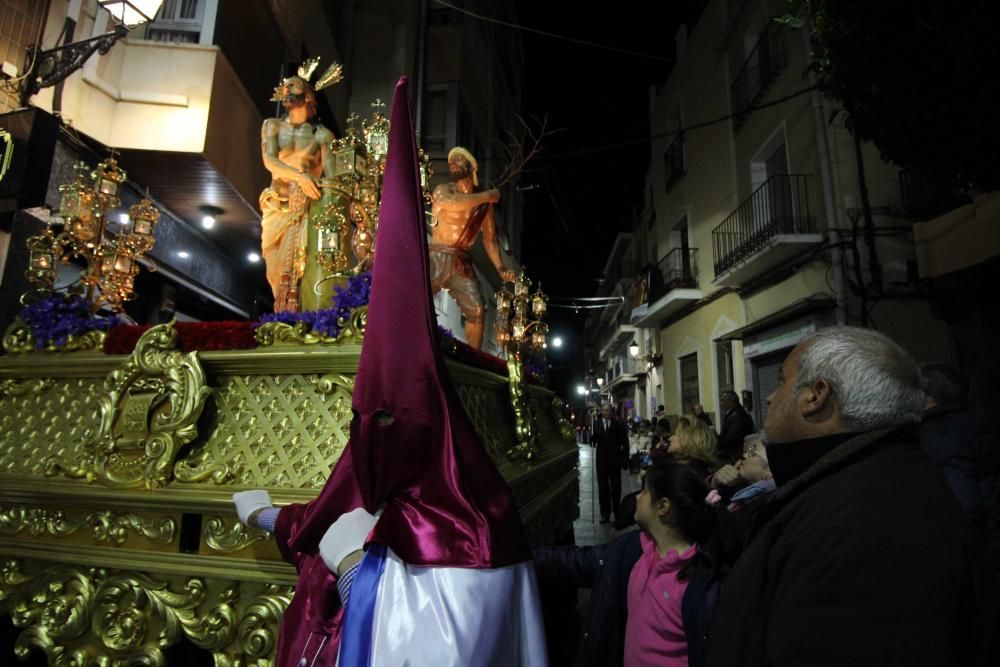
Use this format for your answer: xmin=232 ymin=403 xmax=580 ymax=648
xmin=260 ymin=184 xmax=310 ymax=312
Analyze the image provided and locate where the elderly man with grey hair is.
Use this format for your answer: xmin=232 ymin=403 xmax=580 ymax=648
xmin=707 ymin=326 xmax=998 ymax=666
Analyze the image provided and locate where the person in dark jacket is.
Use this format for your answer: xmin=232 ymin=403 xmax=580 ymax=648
xmin=919 ymin=363 xmax=1000 ymax=572
xmin=592 ymin=403 xmax=630 ymax=523
xmin=708 ymin=326 xmax=999 ymax=666
xmin=535 ymin=460 xmax=725 ymax=667
xmin=692 ymin=403 xmax=713 ymax=428
xmin=716 ymin=391 xmax=754 ymax=463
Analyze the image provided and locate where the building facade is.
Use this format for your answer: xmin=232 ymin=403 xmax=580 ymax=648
xmin=589 ymin=0 xmax=950 ymax=429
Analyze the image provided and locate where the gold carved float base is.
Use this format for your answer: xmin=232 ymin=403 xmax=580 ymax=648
xmin=0 ymin=324 xmax=578 ymax=665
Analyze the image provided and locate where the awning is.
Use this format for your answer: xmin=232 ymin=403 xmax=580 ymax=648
xmin=717 ymin=294 xmax=835 ymax=342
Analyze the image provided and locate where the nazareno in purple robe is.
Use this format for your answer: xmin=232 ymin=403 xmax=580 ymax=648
xmin=271 ymin=77 xmax=534 ymax=667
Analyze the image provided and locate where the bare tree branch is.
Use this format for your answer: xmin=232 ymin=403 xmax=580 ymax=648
xmin=492 ymin=115 xmax=560 ymax=188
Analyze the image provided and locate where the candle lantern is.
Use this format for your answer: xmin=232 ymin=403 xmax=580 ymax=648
xmin=493 ymin=268 xmax=549 ymax=356
xmin=512 ymin=319 xmax=526 ymax=342
xmin=531 ymin=329 xmax=547 ymax=348
xmin=333 ymin=142 xmax=368 ymax=179
xmin=93 ymin=156 xmax=126 ymax=208
xmin=496 ymin=287 xmax=512 ymax=311
xmin=25 ymin=235 xmax=57 ymax=288
xmin=318 ymin=225 xmax=341 ymax=252
xmin=514 ymin=275 xmax=529 ymax=298
xmin=363 ymin=100 xmax=390 ymax=159
xmin=20 ymin=151 xmax=161 ymax=312
xmin=129 ymin=199 xmax=159 ymax=238
xmin=70 ymin=214 xmax=101 ymax=244
xmin=113 ymin=253 xmax=132 ymax=274
xmin=532 ymin=289 xmax=546 ymax=318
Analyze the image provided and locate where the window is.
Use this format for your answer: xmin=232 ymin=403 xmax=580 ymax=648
xmin=147 ymin=0 xmax=204 ymax=43
xmin=421 ymin=90 xmax=448 ymax=155
xmin=753 ymin=349 xmax=787 ymax=427
xmin=680 ymin=353 xmax=700 ymax=414
xmin=664 ymin=133 xmax=685 ymax=192
xmin=663 ymin=107 xmax=684 ymax=192
xmin=716 ymin=340 xmax=735 ymax=394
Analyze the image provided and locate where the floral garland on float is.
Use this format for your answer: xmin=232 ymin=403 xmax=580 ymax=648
xmin=96 ymin=271 xmax=544 ymax=384
xmin=3 ymin=291 xmax=120 ymax=353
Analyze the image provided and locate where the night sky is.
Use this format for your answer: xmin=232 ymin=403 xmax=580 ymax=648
xmin=514 ymin=5 xmax=678 ymax=395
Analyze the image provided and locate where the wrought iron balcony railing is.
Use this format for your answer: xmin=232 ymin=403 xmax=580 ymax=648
xmin=609 ymin=357 xmax=642 ymax=380
xmin=731 ymin=22 xmax=786 ymax=131
xmin=712 ymin=174 xmax=815 ymax=277
xmin=899 ymin=168 xmax=971 ymax=221
xmin=652 ymin=247 xmax=698 ymax=301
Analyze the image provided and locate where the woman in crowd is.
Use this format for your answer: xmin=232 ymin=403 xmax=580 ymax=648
xmin=534 ymin=460 xmax=724 ymax=667
xmin=620 ymin=415 xmax=719 ymax=529
xmin=655 ymin=414 xmax=719 ymax=476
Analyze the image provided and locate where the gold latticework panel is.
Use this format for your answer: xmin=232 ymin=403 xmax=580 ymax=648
xmin=453 ymin=383 xmax=515 ymax=466
xmin=0 ymin=378 xmax=103 ymax=476
xmin=186 ymin=375 xmax=353 ymax=488
xmin=531 ymin=391 xmax=563 ymax=445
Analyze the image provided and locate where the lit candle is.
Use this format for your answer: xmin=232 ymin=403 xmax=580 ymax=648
xmin=113 ymin=255 xmax=132 ymax=273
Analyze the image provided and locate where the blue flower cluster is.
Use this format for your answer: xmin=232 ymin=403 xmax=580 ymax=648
xmin=256 ymin=271 xmax=373 ymax=339
xmin=20 ymin=293 xmax=119 ymax=349
xmin=522 ymin=355 xmax=548 ymax=383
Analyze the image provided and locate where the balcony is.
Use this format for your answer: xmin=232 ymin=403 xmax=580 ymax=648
xmin=598 ymin=322 xmax=638 ymax=361
xmin=606 ymin=357 xmax=643 ymax=389
xmin=631 ymin=247 xmax=703 ymax=327
xmin=712 ymin=174 xmax=821 ymax=285
xmin=42 ymin=39 xmax=266 ymax=264
xmin=731 ymin=22 xmax=786 ymax=132
xmin=914 ymin=191 xmax=1000 ymax=280
xmin=899 ymin=168 xmax=971 ymax=221
xmin=598 ymin=276 xmax=636 ymax=326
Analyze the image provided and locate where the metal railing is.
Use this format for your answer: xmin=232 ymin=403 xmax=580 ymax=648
xmin=899 ymin=168 xmax=971 ymax=221
xmin=731 ymin=22 xmax=786 ymax=131
xmin=664 ymin=134 xmax=685 ymax=191
xmin=652 ymin=247 xmax=698 ymax=301
xmin=610 ymin=357 xmax=641 ymax=380
xmin=712 ymin=174 xmax=815 ymax=277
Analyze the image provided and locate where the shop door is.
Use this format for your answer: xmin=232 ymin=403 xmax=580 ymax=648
xmin=752 ymin=348 xmax=791 ymax=427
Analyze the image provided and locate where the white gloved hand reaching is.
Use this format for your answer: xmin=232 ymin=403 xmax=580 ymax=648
xmin=318 ymin=507 xmax=381 ymax=575
xmin=232 ymin=490 xmax=273 ymax=527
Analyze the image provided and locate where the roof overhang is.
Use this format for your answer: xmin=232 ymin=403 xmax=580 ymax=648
xmin=718 ymin=294 xmax=835 ymax=341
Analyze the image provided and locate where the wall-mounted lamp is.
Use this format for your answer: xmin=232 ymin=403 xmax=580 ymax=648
xmin=20 ymin=1 xmax=164 ymax=105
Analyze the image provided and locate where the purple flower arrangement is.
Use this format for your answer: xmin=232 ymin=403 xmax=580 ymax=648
xmin=19 ymin=292 xmax=119 ymax=349
xmin=521 ymin=355 xmax=548 ymax=383
xmin=255 ymin=271 xmax=373 ymax=339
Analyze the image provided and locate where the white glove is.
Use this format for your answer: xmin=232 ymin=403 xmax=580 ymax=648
xmin=318 ymin=507 xmax=380 ymax=575
xmin=232 ymin=490 xmax=273 ymax=526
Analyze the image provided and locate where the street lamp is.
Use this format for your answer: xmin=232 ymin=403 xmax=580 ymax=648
xmin=20 ymin=1 xmax=164 ymax=105
xmin=576 ymin=384 xmax=586 ymax=396
xmin=100 ymin=1 xmax=164 ymax=28
xmin=596 ymin=377 xmax=604 ymax=387
xmin=628 ymin=341 xmax=640 ymax=357
xmin=552 ymin=335 xmax=563 ymax=348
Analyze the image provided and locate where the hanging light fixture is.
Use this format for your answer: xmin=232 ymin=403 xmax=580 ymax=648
xmin=20 ymin=2 xmax=164 ymax=105
xmin=98 ymin=1 xmax=165 ymax=29
xmin=629 ymin=341 xmax=640 ymax=357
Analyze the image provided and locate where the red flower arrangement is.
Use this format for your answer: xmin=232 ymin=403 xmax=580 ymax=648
xmin=103 ymin=320 xmax=257 ymax=355
xmin=102 ymin=319 xmax=543 ymax=384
